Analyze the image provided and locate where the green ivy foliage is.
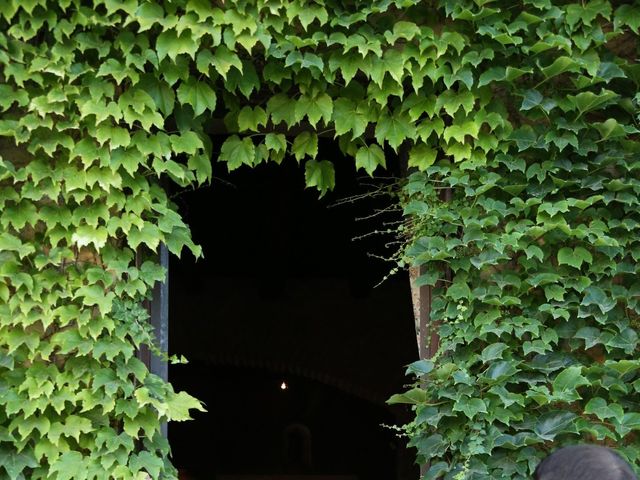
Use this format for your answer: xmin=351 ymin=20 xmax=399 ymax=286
xmin=390 ymin=1 xmax=640 ymax=479
xmin=0 ymin=0 xmax=458 ymax=477
xmin=1 ymin=0 xmax=639 ymax=478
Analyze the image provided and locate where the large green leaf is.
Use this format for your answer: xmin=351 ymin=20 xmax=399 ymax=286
xmin=332 ymin=98 xmax=370 ymax=137
xmin=156 ymin=29 xmax=197 ymax=61
xmin=534 ymin=411 xmax=577 ymax=440
xmin=375 ymin=112 xmax=414 ymax=151
xmin=355 ymin=144 xmax=385 ymax=175
xmin=177 ymin=78 xmax=216 ymax=116
xmin=292 ymin=132 xmax=318 ymax=162
xmin=557 ymin=247 xmax=593 ymax=269
xmin=219 ymin=135 xmax=255 ymax=170
xmin=304 ymin=159 xmax=335 ymax=196
xmin=295 ymin=93 xmax=333 ymax=127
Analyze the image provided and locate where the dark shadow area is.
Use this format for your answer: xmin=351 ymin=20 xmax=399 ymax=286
xmin=170 ymin=364 xmax=401 ymax=480
xmin=168 ymin=138 xmax=419 ymax=480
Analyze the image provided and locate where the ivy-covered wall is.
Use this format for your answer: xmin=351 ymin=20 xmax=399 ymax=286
xmin=0 ymin=0 xmax=639 ymax=478
xmin=391 ymin=1 xmax=640 ymax=479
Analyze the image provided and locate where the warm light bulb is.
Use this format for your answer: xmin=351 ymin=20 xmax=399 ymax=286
xmin=280 ymin=381 xmax=288 ymax=390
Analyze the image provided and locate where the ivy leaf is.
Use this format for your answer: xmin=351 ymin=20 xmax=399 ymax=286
xmin=615 ymin=4 xmax=640 ymax=33
xmin=0 ymin=446 xmax=39 ymax=479
xmin=596 ymin=62 xmax=626 ymax=83
xmin=521 ymin=89 xmax=543 ymax=110
xmin=566 ymin=0 xmax=611 ymax=29
xmin=445 ymin=142 xmax=472 ymax=162
xmin=332 ymin=98 xmax=369 ymax=138
xmin=292 ymin=132 xmax=318 ymax=162
xmin=370 ymin=49 xmax=405 ymax=86
xmin=237 ymin=106 xmax=267 ymax=132
xmin=295 ymin=93 xmax=333 ymax=127
xmin=219 ymin=135 xmax=255 ymax=171
xmin=133 ymin=2 xmax=164 ymax=32
xmin=387 ymin=387 xmax=427 ymax=405
xmin=453 ymin=397 xmax=487 ymax=419
xmin=156 ymin=29 xmax=197 ymax=61
xmin=582 ymin=286 xmax=616 ymax=314
xmin=557 ymin=247 xmax=593 ymax=269
xmin=389 ymin=21 xmax=421 ymax=42
xmin=170 ymin=131 xmax=204 ymax=155
xmin=478 ymin=67 xmax=506 ymax=87
xmin=525 ymin=245 xmax=544 ymax=262
xmin=71 ymin=225 xmax=109 ymax=249
xmin=75 ymin=284 xmax=115 ymax=314
xmin=483 ymin=360 xmax=518 ymax=381
xmin=211 ymin=46 xmax=243 ymax=79
xmin=405 ymin=360 xmax=434 ymax=376
xmin=177 ymin=78 xmax=216 ymax=116
xmin=481 ymin=343 xmax=508 ymax=362
xmin=166 ymin=391 xmax=205 ymax=421
xmin=541 ymin=56 xmax=578 ymax=79
xmin=355 ymin=144 xmax=386 ymax=176
xmin=304 ymin=159 xmax=335 ymax=197
xmin=139 ymin=76 xmax=175 ymax=116
xmin=62 ymin=415 xmax=93 ymax=442
xmin=49 ymin=452 xmax=88 ymax=480
xmin=96 ymin=125 xmax=131 ymax=149
xmin=443 ymin=121 xmax=479 ymax=143
xmin=408 ymin=144 xmax=437 ymax=170
xmin=188 ymin=154 xmax=212 ymax=185
xmin=594 ymin=118 xmax=627 ymax=140
xmin=553 ymin=366 xmax=589 ymax=401
xmin=447 ymin=281 xmax=471 ymax=300
xmin=567 ymin=89 xmax=618 ymax=116
xmin=375 ymin=112 xmax=414 ymax=151
xmin=130 ymin=452 xmax=164 ymax=479
xmin=608 ymin=328 xmax=638 ymax=354
xmin=585 ymin=397 xmax=624 ymax=422
xmin=534 ymin=411 xmax=577 ymax=440
xmin=265 ymin=133 xmax=287 ymax=154
xmin=411 ymin=435 xmax=446 ymax=460
xmin=417 ymin=118 xmax=445 ymax=140
xmin=267 ymin=94 xmax=296 ymax=126
xmin=509 ymin=126 xmax=538 ymax=151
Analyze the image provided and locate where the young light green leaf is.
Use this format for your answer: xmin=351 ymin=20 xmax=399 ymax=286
xmin=295 ymin=93 xmax=333 ymax=127
xmin=219 ymin=135 xmax=255 ymax=171
xmin=304 ymin=159 xmax=335 ymax=197
xmin=408 ymin=144 xmax=437 ymax=170
xmin=237 ymin=106 xmax=268 ymax=132
xmin=375 ymin=112 xmax=414 ymax=151
xmin=355 ymin=144 xmax=386 ymax=176
xmin=211 ymin=46 xmax=243 ymax=79
xmin=292 ymin=132 xmax=318 ymax=162
xmin=156 ymin=29 xmax=197 ymax=61
xmin=177 ymin=78 xmax=216 ymax=116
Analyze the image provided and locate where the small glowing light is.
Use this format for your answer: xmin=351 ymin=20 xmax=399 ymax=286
xmin=280 ymin=381 xmax=288 ymax=390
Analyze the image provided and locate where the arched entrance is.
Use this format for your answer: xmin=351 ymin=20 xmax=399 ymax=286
xmin=164 ymin=139 xmax=418 ymax=479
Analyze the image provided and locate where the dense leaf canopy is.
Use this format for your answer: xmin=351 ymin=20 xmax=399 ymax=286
xmin=390 ymin=1 xmax=640 ymax=479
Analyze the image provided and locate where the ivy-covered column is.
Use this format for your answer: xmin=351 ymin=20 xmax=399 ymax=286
xmin=394 ymin=1 xmax=640 ymax=479
xmin=0 ymin=2 xmax=206 ymax=478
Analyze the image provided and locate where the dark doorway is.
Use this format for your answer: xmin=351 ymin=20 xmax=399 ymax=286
xmin=168 ymin=139 xmax=418 ymax=480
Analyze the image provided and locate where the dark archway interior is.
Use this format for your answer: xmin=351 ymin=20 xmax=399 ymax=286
xmin=168 ymin=138 xmax=419 ymax=480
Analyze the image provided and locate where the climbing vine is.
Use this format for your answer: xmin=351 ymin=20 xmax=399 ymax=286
xmin=389 ymin=1 xmax=640 ymax=479
xmin=1 ymin=0 xmax=639 ymax=478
